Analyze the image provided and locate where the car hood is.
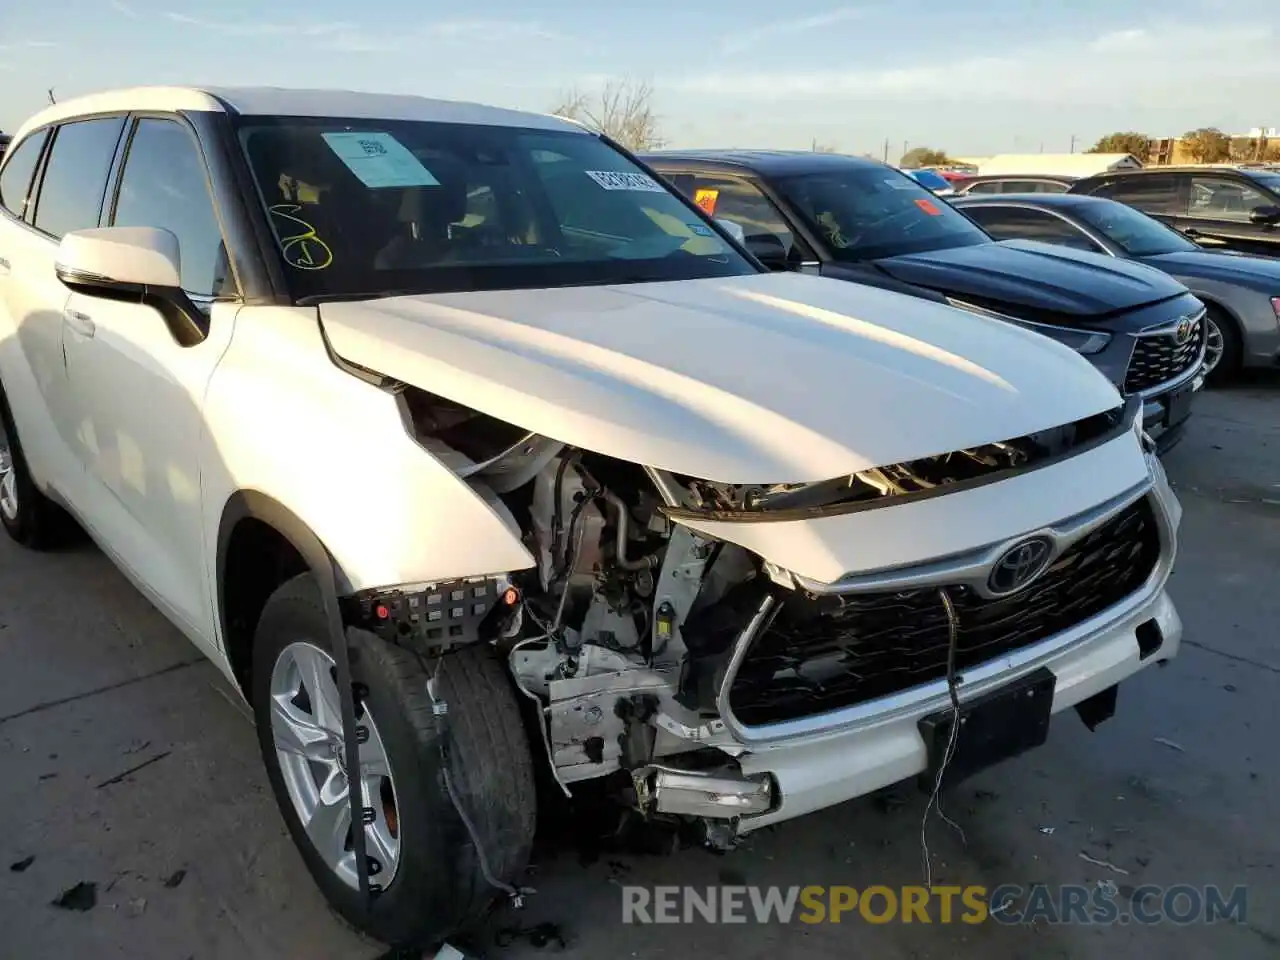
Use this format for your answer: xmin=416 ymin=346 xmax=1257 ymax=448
xmin=872 ymin=239 xmax=1187 ymax=319
xmin=1139 ymin=249 xmax=1280 ymax=291
xmin=319 ymin=272 xmax=1121 ymax=484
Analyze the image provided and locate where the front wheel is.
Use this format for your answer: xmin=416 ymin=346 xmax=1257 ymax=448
xmin=0 ymin=384 xmax=79 ymax=549
xmin=251 ymin=575 xmax=536 ymax=948
xmin=1202 ymin=306 xmax=1242 ymax=384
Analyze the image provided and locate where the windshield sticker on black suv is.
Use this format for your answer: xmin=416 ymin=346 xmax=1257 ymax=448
xmin=321 ymin=132 xmax=440 ymax=189
xmin=584 ymin=170 xmax=667 ymax=192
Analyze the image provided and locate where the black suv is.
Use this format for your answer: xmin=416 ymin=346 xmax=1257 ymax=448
xmin=643 ymin=150 xmax=1206 ymax=451
xmin=1069 ymin=167 xmax=1280 ymax=257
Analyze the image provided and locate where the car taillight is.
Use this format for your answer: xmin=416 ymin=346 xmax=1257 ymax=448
xmin=1271 ymin=296 xmax=1280 ymax=320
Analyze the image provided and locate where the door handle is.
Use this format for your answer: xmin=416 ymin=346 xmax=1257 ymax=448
xmin=64 ymin=309 xmax=96 ymax=338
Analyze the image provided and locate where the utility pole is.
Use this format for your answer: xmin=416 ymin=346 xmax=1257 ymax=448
xmin=47 ymin=88 xmax=56 ymax=104
xmin=1070 ymin=134 xmax=1076 ymax=154
xmin=883 ymin=137 xmax=889 ymax=162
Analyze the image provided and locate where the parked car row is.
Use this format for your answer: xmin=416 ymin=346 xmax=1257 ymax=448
xmin=0 ymin=87 xmax=1189 ymax=950
xmin=954 ymin=193 xmax=1280 ymax=378
xmin=646 ymin=150 xmax=1206 ymax=450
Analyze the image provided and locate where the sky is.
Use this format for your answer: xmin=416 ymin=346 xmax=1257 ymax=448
xmin=2 ymin=0 xmax=1278 ymax=157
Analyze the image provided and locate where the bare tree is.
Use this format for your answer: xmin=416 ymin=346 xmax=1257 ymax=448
xmin=550 ymin=78 xmax=665 ymax=152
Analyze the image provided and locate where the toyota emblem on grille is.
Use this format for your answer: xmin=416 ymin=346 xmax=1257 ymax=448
xmin=1175 ymin=317 xmax=1194 ymax=344
xmin=987 ymin=536 xmax=1054 ymax=596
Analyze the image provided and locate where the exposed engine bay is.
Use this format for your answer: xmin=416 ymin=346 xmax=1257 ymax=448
xmin=344 ymin=388 xmax=1146 ymax=847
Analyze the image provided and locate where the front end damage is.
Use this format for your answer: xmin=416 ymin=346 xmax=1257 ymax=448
xmin=345 ymin=387 xmax=1182 ymax=849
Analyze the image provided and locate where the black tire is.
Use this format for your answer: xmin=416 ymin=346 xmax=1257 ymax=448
xmin=250 ymin=574 xmax=536 ymax=948
xmin=1204 ymin=305 xmax=1243 ymax=385
xmin=0 ymin=382 xmax=79 ymax=549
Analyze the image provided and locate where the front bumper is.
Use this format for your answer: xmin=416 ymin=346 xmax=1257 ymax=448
xmin=724 ymin=455 xmax=1182 ymax=832
xmin=736 ymin=586 xmax=1180 ymax=831
xmin=1141 ymin=366 xmax=1204 ymax=455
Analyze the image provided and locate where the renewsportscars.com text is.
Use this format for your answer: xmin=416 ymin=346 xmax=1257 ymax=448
xmin=621 ymin=884 xmax=1248 ymax=926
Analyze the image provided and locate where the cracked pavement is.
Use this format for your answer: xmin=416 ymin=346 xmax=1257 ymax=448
xmin=1 ymin=375 xmax=1277 ymax=959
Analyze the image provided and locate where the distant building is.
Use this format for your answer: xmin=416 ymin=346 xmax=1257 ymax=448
xmin=1149 ymin=130 xmax=1278 ymax=165
xmin=975 ymin=153 xmax=1142 ymax=177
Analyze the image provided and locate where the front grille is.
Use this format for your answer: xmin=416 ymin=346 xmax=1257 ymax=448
xmin=1124 ymin=315 xmax=1205 ymax=394
xmin=727 ymin=497 xmax=1162 ymax=726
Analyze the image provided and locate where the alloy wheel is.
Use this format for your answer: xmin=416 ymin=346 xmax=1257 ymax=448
xmin=1202 ymin=316 xmax=1225 ymax=376
xmin=269 ymin=641 xmax=401 ymax=890
xmin=0 ymin=438 xmax=18 ymax=522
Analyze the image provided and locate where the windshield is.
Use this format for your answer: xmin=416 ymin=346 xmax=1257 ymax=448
xmin=774 ymin=166 xmax=990 ymax=261
xmin=1243 ymin=171 xmax=1280 ymax=195
xmin=235 ymin=117 xmax=753 ymax=301
xmin=1071 ymin=199 xmax=1198 ymax=256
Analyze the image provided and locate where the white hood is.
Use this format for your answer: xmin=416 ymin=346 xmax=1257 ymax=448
xmin=320 ymin=272 xmax=1121 ymax=484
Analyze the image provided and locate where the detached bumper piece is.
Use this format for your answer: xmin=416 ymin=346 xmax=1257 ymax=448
xmin=341 ymin=577 xmax=516 ymax=656
xmin=729 ymin=496 xmax=1162 ymax=726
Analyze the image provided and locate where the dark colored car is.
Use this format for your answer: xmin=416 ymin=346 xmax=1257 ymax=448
xmin=643 ymin=150 xmax=1206 ymax=451
xmin=1069 ymin=166 xmax=1280 ymax=258
xmin=955 ymin=193 xmax=1280 ymax=380
xmin=953 ymin=174 xmax=1077 ymax=196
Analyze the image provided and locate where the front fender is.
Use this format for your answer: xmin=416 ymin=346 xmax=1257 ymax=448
xmin=201 ymin=306 xmax=534 ymax=599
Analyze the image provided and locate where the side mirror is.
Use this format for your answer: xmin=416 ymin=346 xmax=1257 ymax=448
xmin=1248 ymin=205 xmax=1280 ymax=225
xmin=744 ymin=233 xmax=790 ymax=270
xmin=715 ymin=218 xmax=746 ymax=244
xmin=55 ymin=227 xmax=181 ymax=295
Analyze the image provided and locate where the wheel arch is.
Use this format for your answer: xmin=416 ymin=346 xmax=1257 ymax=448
xmin=216 ymin=489 xmax=351 ymax=694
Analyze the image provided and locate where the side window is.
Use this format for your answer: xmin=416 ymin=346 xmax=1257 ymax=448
xmin=965 ymin=206 xmax=1101 ymax=252
xmin=963 ymin=181 xmax=1001 ymax=195
xmin=1187 ymin=177 xmax=1272 ymax=222
xmin=685 ymin=176 xmax=795 ymax=254
xmin=32 ymin=117 xmax=127 ymax=239
xmin=1090 ymin=176 xmax=1181 ymax=215
xmin=111 ymin=118 xmax=231 ymax=298
xmin=0 ymin=129 xmax=50 ymax=220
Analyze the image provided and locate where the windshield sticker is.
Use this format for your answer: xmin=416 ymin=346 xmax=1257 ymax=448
xmin=688 ymin=223 xmax=715 ymax=237
xmin=321 ymin=132 xmax=440 ymax=189
xmin=885 ymin=179 xmax=915 ymax=190
xmin=585 ymin=170 xmax=667 ymax=192
xmin=915 ymin=198 xmax=943 ymax=216
xmin=693 ymin=187 xmax=720 ymax=214
xmin=269 ymin=205 xmax=334 ymax=271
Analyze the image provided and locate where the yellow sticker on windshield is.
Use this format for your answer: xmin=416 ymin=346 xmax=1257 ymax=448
xmin=269 ymin=204 xmax=334 ymax=271
xmin=694 ymin=188 xmax=720 ymax=215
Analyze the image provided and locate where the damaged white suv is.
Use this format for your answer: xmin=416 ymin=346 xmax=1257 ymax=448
xmin=0 ymin=87 xmax=1182 ymax=947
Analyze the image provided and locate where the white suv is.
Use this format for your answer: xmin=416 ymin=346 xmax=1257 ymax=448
xmin=0 ymin=87 xmax=1182 ymax=947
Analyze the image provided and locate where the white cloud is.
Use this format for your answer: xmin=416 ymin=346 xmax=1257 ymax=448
xmin=109 ymin=0 xmax=139 ymax=18
xmin=160 ymin=12 xmax=567 ymax=51
xmin=719 ymin=7 xmax=871 ymax=54
xmin=674 ymin=20 xmax=1279 ymax=117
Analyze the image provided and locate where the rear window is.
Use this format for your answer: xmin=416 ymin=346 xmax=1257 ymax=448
xmin=0 ymin=129 xmax=49 ymax=220
xmin=1084 ymin=175 xmax=1181 ymax=215
xmin=32 ymin=116 xmax=127 ymax=238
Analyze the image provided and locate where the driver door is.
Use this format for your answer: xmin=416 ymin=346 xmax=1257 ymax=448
xmin=61 ymin=116 xmax=237 ymax=647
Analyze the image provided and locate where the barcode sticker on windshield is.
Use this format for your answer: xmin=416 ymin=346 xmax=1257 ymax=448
xmin=585 ymin=170 xmax=667 ymax=192
xmin=322 ymin=132 xmax=440 ymax=189
xmin=885 ymin=178 xmax=915 ymax=190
